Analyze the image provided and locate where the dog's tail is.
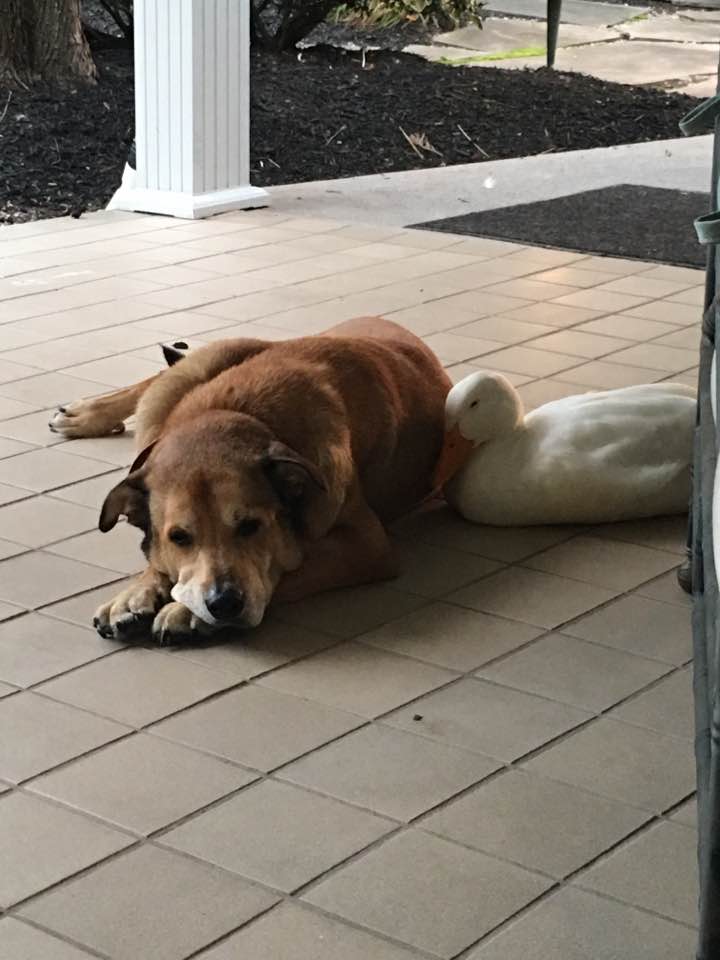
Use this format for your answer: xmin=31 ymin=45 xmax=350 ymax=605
xmin=161 ymin=341 xmax=189 ymax=367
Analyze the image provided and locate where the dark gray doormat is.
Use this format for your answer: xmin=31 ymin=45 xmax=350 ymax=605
xmin=412 ymin=184 xmax=709 ymax=268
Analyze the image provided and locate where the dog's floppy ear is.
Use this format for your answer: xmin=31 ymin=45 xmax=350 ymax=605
xmin=98 ymin=443 xmax=156 ymax=533
xmin=262 ymin=440 xmax=327 ymax=507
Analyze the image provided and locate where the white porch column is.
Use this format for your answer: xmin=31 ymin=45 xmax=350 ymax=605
xmin=108 ymin=0 xmax=268 ymax=219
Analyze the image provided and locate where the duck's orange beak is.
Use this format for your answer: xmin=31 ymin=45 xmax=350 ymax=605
xmin=432 ymin=425 xmax=474 ymax=491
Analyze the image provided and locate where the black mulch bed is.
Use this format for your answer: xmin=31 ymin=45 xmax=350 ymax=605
xmin=413 ymin=184 xmax=710 ymax=267
xmin=0 ymin=44 xmax=702 ymax=224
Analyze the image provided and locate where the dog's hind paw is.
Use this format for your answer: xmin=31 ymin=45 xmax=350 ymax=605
xmin=49 ymin=399 xmax=125 ymax=439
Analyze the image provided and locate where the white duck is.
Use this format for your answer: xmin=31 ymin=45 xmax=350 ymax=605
xmin=435 ymin=371 xmax=696 ymax=526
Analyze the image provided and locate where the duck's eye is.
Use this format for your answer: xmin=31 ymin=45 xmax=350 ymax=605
xmin=237 ymin=517 xmax=261 ymax=537
xmin=469 ymin=400 xmax=479 ymax=409
xmin=168 ymin=527 xmax=193 ymax=547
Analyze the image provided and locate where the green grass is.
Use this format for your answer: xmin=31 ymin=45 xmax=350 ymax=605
xmin=441 ymin=45 xmax=546 ymax=64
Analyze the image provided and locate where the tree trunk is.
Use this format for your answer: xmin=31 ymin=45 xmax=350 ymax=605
xmin=0 ymin=0 xmax=97 ymax=87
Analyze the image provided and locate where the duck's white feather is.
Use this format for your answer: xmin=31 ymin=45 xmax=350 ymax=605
xmin=445 ymin=376 xmax=695 ymax=526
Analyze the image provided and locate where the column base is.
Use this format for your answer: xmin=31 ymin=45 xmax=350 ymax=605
xmin=107 ymin=165 xmax=269 ymax=220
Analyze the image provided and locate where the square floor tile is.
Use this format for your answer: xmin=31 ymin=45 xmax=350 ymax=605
xmin=479 ymin=345 xmax=578 ymax=378
xmin=524 ymin=718 xmax=695 ymax=810
xmin=0 ymin=372 xmax=112 ymax=407
xmin=393 ymin=540 xmax=500 ymax=598
xmin=502 ymin=301 xmax=602 ymax=328
xmin=590 ymin=515 xmax=687 ymax=555
xmin=0 ymin=482 xmax=33 ymax=506
xmin=448 ymin=567 xmax=616 ymax=630
xmin=576 ymin=821 xmax=698 ymax=925
xmin=0 ymin=613 xmax=116 ymax=686
xmin=422 ymin=332 xmax=498 ymax=365
xmin=19 ymin=845 xmax=278 ymax=960
xmin=527 ymin=329 xmax=627 ymax=359
xmin=609 ymin=343 xmax=698 ymax=374
xmin=164 ymin=779 xmax=392 ymax=892
xmin=636 ymin=570 xmax=692 ymax=607
xmin=394 ymin=504 xmax=577 ymax=562
xmin=0 ymin=792 xmax=132 ymax=907
xmin=423 ymin=768 xmax=649 ymax=878
xmin=671 ymin=797 xmax=697 ymax=827
xmin=0 ymin=495 xmax=96 ymax=548
xmin=564 ymin=595 xmax=692 ymax=664
xmin=29 ymin=732 xmax=255 ymax=835
xmin=0 ymin=691 xmax=128 ymax=783
xmin=484 ymin=278 xmax=577 ymax=301
xmin=610 ymin=668 xmax=693 ymax=739
xmin=49 ymin=469 xmax=124 ymax=509
xmin=552 ymin=289 xmax=648 ymax=313
xmin=169 ymin=618 xmax=336 ymax=680
xmin=196 ymin=902 xmax=419 ymax=960
xmin=281 ymin=724 xmax=498 ymax=821
xmin=46 ymin=524 xmax=145 ymax=575
xmin=451 ymin=314 xmax=554 ymax=344
xmin=0 ymin=436 xmax=34 ymax=459
xmin=525 ymin=536 xmax=679 ymax=591
xmin=0 ymin=917 xmax=97 ymax=960
xmin=304 ymin=829 xmax=551 ymax=958
xmin=152 ymin=683 xmax=363 ymax=771
xmin=38 ymin=648 xmax=236 ymax=727
xmin=516 ymin=378 xmax=590 ymax=410
xmin=274 ymin=583 xmax=425 ymax=638
xmin=578 ymin=313 xmax=681 ymax=341
xmin=39 ymin=577 xmax=131 ymax=627
xmin=557 ymin=360 xmax=666 ymax=389
xmin=467 ymin=887 xmax=696 ymax=960
xmin=0 ymin=551 xmax=118 ymax=609
xmin=388 ymin=677 xmax=589 ymax=761
xmin=360 ymin=602 xmax=541 ymax=672
xmin=477 ymin=633 xmax=669 ymax=711
xmin=258 ymin=642 xmax=454 ymax=719
xmin=0 ymin=448 xmax=113 ymax=493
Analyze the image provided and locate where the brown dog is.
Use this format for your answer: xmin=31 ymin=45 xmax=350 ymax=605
xmin=50 ymin=317 xmax=451 ymax=643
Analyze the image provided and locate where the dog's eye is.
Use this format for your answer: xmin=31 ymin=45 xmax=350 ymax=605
xmin=236 ymin=517 xmax=261 ymax=537
xmin=469 ymin=400 xmax=478 ymax=408
xmin=168 ymin=527 xmax=193 ymax=547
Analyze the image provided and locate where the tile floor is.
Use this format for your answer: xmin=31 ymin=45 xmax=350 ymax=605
xmin=0 ymin=208 xmax=700 ymax=959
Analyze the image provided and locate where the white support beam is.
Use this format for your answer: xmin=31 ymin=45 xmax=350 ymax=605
xmin=108 ymin=0 xmax=268 ymax=219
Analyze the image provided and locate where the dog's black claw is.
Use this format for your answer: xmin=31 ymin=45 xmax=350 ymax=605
xmin=95 ymin=622 xmax=115 ymax=640
xmin=173 ymin=341 xmax=189 ymax=350
xmin=58 ymin=405 xmax=67 ymax=413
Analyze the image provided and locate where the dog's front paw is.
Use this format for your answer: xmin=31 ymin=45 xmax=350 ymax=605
xmin=50 ymin=398 xmax=125 ymax=439
xmin=93 ymin=574 xmax=170 ymax=640
xmin=151 ymin=602 xmax=213 ymax=646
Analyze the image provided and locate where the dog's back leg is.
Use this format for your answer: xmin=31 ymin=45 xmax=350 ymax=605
xmin=49 ymin=374 xmax=160 ymax=439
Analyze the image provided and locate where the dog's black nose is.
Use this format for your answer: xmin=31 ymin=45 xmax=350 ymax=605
xmin=205 ymin=583 xmax=245 ymax=621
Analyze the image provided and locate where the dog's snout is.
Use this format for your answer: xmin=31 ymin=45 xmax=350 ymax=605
xmin=205 ymin=581 xmax=245 ymax=621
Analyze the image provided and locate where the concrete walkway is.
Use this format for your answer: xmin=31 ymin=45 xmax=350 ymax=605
xmin=268 ymin=135 xmax=711 ymax=227
xmin=405 ymin=3 xmax=719 ymax=97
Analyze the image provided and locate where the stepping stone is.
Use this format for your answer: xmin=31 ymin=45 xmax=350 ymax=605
xmin=617 ymin=14 xmax=720 ymax=42
xmin=678 ymin=8 xmax=720 ymax=20
xmin=436 ymin=20 xmax=613 ymax=54
xmin=483 ymin=0 xmax=649 ymax=28
xmin=670 ymin=76 xmax=718 ymax=98
xmin=479 ymin=39 xmax=720 ymax=86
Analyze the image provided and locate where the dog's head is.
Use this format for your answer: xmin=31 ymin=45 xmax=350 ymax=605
xmin=99 ymin=411 xmax=327 ymax=629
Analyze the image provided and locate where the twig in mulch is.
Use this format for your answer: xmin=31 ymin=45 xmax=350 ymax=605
xmin=457 ymin=122 xmax=488 ymax=158
xmin=400 ymin=126 xmax=443 ymax=159
xmin=325 ymin=124 xmax=347 ymax=146
xmin=0 ymin=91 xmax=12 ymax=127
